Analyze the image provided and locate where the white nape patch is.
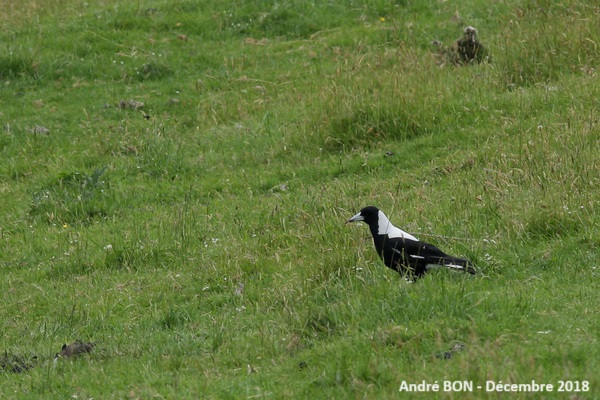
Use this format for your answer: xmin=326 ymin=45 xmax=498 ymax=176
xmin=377 ymin=210 xmax=418 ymax=241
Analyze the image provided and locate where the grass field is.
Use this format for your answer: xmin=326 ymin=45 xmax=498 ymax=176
xmin=1 ymin=0 xmax=599 ymax=398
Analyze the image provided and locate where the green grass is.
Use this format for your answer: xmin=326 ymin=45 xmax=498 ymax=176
xmin=1 ymin=0 xmax=599 ymax=398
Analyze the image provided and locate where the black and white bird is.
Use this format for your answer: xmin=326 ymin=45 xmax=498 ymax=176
xmin=347 ymin=206 xmax=476 ymax=278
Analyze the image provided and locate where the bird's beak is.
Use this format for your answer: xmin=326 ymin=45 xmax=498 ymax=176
xmin=347 ymin=212 xmax=364 ymax=224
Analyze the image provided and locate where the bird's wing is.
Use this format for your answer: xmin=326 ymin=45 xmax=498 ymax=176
xmin=401 ymin=240 xmax=449 ymax=260
xmin=390 ymin=238 xmax=475 ymax=273
xmin=415 ymin=241 xmax=473 ymax=269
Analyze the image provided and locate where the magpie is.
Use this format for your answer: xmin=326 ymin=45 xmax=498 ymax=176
xmin=347 ymin=206 xmax=477 ymax=278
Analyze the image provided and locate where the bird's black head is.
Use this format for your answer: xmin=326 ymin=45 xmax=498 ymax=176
xmin=347 ymin=206 xmax=380 ymax=225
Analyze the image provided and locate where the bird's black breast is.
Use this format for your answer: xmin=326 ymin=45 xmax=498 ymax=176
xmin=373 ymin=235 xmax=415 ymax=274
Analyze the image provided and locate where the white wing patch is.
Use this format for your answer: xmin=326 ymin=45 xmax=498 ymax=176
xmin=393 ymin=248 xmax=424 ymax=259
xmin=377 ymin=210 xmax=419 ymax=241
xmin=426 ymin=263 xmax=464 ymax=271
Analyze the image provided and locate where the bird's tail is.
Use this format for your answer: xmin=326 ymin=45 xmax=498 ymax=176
xmin=427 ymin=257 xmax=477 ymax=275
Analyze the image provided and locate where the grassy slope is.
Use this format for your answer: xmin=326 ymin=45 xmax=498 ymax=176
xmin=1 ymin=0 xmax=599 ymax=398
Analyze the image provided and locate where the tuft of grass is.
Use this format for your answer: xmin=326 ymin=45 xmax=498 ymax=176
xmin=324 ymin=99 xmax=428 ymax=150
xmin=0 ymin=51 xmax=39 ymax=80
xmin=29 ymin=167 xmax=113 ymax=225
xmin=498 ymin=3 xmax=600 ymax=88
